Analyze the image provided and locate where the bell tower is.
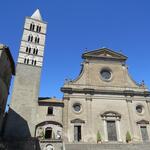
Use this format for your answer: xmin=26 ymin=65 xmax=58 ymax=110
xmin=18 ymin=9 xmax=47 ymax=67
xmin=5 ymin=9 xmax=47 ymax=138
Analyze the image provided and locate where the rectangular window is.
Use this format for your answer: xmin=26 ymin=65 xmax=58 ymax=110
xmin=45 ymin=127 xmax=52 ymax=139
xmin=74 ymin=125 xmax=81 ymax=142
xmin=47 ymin=107 xmax=53 ymax=115
xmin=140 ymin=126 xmax=149 ymax=141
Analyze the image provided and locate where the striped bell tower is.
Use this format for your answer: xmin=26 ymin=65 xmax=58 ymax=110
xmin=5 ymin=9 xmax=47 ymax=139
xmin=18 ymin=9 xmax=47 ymax=67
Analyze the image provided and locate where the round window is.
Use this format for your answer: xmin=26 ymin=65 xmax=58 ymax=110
xmin=136 ymin=105 xmax=143 ymax=114
xmin=100 ymin=69 xmax=111 ymax=80
xmin=73 ymin=103 xmax=81 ymax=112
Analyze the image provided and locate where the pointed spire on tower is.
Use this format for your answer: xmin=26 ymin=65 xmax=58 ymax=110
xmin=31 ymin=9 xmax=42 ymax=21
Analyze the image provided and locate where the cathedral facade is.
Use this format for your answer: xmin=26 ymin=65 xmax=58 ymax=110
xmin=4 ymin=9 xmax=150 ymax=150
xmin=61 ymin=48 xmax=150 ymax=144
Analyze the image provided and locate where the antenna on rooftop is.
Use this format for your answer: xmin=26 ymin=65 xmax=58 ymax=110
xmin=84 ymin=48 xmax=88 ymax=52
xmin=119 ymin=50 xmax=122 ymax=53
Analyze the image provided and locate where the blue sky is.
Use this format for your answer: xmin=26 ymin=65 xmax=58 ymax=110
xmin=0 ymin=0 xmax=150 ymax=100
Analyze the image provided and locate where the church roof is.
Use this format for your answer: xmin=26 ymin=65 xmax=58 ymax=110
xmin=38 ymin=97 xmax=63 ymax=104
xmin=82 ymin=48 xmax=128 ymax=61
xmin=31 ymin=9 xmax=42 ymax=21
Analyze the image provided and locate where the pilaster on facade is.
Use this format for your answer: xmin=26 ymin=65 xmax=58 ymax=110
xmin=126 ymin=95 xmax=133 ymax=103
xmin=85 ymin=96 xmax=93 ymax=142
xmin=116 ymin=118 xmax=122 ymax=142
xmin=62 ymin=96 xmax=69 ymax=142
xmin=146 ymin=98 xmax=150 ymax=122
xmin=103 ymin=118 xmax=108 ymax=142
xmin=126 ymin=96 xmax=137 ymax=141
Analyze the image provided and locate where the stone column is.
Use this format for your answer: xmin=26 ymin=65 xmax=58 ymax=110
xmin=63 ymin=96 xmax=69 ymax=142
xmin=103 ymin=118 xmax=108 ymax=142
xmin=116 ymin=118 xmax=122 ymax=142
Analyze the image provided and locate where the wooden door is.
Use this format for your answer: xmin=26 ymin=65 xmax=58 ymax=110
xmin=107 ymin=121 xmax=117 ymax=141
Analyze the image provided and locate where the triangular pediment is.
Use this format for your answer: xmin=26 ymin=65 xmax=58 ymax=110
xmin=82 ymin=48 xmax=127 ymax=61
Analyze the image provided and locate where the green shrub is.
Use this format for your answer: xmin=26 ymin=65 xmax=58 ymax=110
xmin=126 ymin=131 xmax=131 ymax=143
xmin=97 ymin=131 xmax=102 ymax=143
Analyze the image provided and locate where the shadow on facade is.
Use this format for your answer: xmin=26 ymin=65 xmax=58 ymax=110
xmin=3 ymin=108 xmax=31 ymax=139
xmin=1 ymin=108 xmax=41 ymax=150
xmin=0 ymin=138 xmax=41 ymax=150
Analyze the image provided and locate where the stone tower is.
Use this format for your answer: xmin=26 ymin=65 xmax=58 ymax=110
xmin=5 ymin=9 xmax=47 ymax=139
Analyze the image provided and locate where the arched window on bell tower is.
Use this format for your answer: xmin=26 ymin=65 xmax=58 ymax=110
xmin=39 ymin=26 xmax=41 ymax=32
xmin=37 ymin=37 xmax=40 ymax=43
xmin=30 ymin=24 xmax=33 ymax=31
xmin=28 ymin=34 xmax=33 ymax=42
xmin=30 ymin=23 xmax=35 ymax=31
xmin=36 ymin=25 xmax=41 ymax=33
xmin=26 ymin=47 xmax=29 ymax=53
xmin=36 ymin=49 xmax=38 ymax=55
xmin=35 ymin=37 xmax=37 ymax=43
xmin=29 ymin=47 xmax=31 ymax=54
xmin=32 ymin=60 xmax=34 ymax=65
xmin=24 ymin=58 xmax=27 ymax=64
xmin=27 ymin=58 xmax=29 ymax=64
xmin=35 ymin=35 xmax=40 ymax=44
xmin=34 ymin=60 xmax=37 ymax=66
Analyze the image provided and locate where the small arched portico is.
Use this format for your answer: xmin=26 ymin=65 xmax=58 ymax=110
xmin=101 ymin=111 xmax=122 ymax=142
xmin=35 ymin=121 xmax=63 ymax=140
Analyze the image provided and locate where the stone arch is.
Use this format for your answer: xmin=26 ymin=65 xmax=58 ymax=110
xmin=36 ymin=121 xmax=63 ymax=129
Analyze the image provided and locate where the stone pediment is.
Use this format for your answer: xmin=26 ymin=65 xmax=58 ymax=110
xmin=101 ymin=111 xmax=121 ymax=118
xmin=71 ymin=118 xmax=85 ymax=124
xmin=82 ymin=48 xmax=127 ymax=61
xmin=136 ymin=120 xmax=149 ymax=124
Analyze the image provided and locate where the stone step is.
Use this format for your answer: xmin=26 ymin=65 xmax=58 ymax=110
xmin=65 ymin=143 xmax=150 ymax=150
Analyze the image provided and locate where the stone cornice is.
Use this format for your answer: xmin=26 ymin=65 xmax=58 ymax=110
xmin=61 ymin=87 xmax=150 ymax=97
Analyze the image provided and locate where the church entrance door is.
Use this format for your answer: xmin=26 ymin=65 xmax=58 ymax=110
xmin=74 ymin=125 xmax=81 ymax=142
xmin=107 ymin=121 xmax=117 ymax=141
xmin=140 ymin=126 xmax=149 ymax=141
